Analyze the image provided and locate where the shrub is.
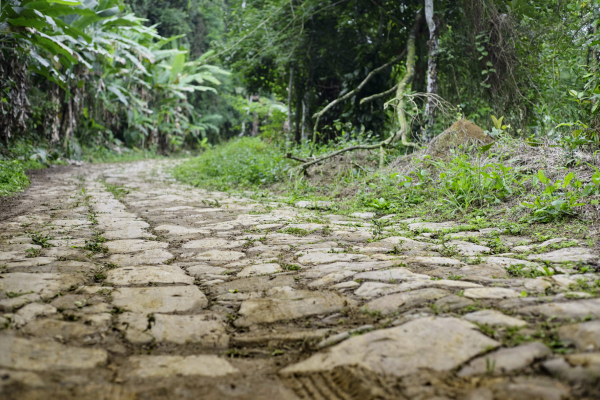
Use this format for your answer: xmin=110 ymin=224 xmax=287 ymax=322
xmin=0 ymin=160 xmax=30 ymax=197
xmin=173 ymin=137 xmax=291 ymax=190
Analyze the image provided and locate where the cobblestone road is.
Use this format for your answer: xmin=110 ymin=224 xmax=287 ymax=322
xmin=1 ymin=160 xmax=599 ymax=399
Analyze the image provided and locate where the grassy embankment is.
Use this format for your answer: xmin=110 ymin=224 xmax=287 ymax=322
xmin=173 ymin=134 xmax=600 ymax=243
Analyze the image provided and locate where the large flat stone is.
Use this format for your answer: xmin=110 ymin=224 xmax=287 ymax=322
xmin=280 ymin=317 xmax=499 ymax=377
xmin=13 ymin=303 xmax=57 ymax=328
xmin=307 ymin=271 xmax=357 ymax=288
xmin=193 ymin=250 xmax=245 ymax=262
xmin=458 ymin=342 xmax=551 ymax=377
xmin=106 ymin=249 xmax=173 ymax=266
xmin=0 ymin=272 xmax=82 ymax=299
xmin=126 ymin=355 xmax=238 ymax=378
xmin=363 ymin=288 xmax=450 ymax=315
xmin=558 ymin=320 xmax=600 ymax=351
xmin=214 ymin=275 xmax=295 ymax=294
xmin=354 ymin=267 xmax=430 ymax=283
xmin=22 ymin=319 xmax=98 ymax=340
xmin=463 ymin=310 xmax=527 ymax=328
xmin=117 ymin=313 xmax=229 ymax=347
xmin=106 ymin=265 xmax=193 ymax=285
xmin=154 ymin=224 xmax=209 ymax=236
xmin=519 ymin=299 xmax=600 ymax=320
xmin=463 ymin=287 xmax=519 ymax=299
xmin=186 ymin=264 xmax=228 ymax=277
xmin=297 ymin=252 xmax=369 ymax=265
xmin=182 ymin=238 xmax=244 ymax=250
xmin=112 ymin=286 xmax=208 ymax=313
xmin=543 ymin=352 xmax=600 ymax=386
xmin=527 ymin=247 xmax=598 ymax=264
xmin=371 ymin=236 xmax=430 ymax=251
xmin=98 ymin=219 xmax=149 ymax=231
xmin=354 ymin=281 xmax=434 ymax=298
xmin=0 ymin=335 xmax=107 ymax=370
xmin=237 ymin=263 xmax=282 ymax=277
xmin=408 ymin=222 xmax=457 ymax=232
xmin=234 ymin=286 xmax=350 ymax=327
xmin=105 ymin=240 xmax=168 ymax=253
xmin=301 ymin=261 xmax=397 ymax=279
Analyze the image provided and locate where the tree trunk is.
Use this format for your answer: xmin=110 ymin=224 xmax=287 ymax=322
xmin=392 ymin=12 xmax=422 ymax=147
xmin=286 ymin=66 xmax=294 ymax=146
xmin=301 ymin=96 xmax=308 ymax=143
xmin=424 ymin=0 xmax=439 ymax=134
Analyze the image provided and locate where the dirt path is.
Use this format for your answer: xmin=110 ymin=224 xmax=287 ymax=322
xmin=0 ymin=160 xmax=599 ymax=399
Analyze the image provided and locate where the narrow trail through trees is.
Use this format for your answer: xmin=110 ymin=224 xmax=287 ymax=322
xmin=0 ymin=160 xmax=599 ymax=399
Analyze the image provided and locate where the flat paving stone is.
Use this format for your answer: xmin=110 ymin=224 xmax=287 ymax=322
xmin=363 ymin=288 xmax=451 ymax=315
xmin=182 ymin=238 xmax=244 ymax=249
xmin=408 ymin=222 xmax=457 ymax=232
xmin=307 ymin=270 xmax=357 ymax=288
xmin=103 ymin=228 xmax=154 ymax=240
xmin=458 ymin=342 xmax=551 ymax=377
xmin=543 ymin=352 xmax=600 ymax=386
xmin=117 ymin=313 xmax=229 ymax=347
xmin=105 ymin=239 xmax=169 ymax=253
xmin=280 ymin=317 xmax=499 ymax=377
xmin=297 ymin=252 xmax=369 ymax=265
xmin=106 ymin=265 xmax=194 ymax=285
xmin=354 ymin=267 xmax=431 ymax=283
xmin=185 ymin=264 xmax=228 ymax=277
xmin=112 ymin=286 xmax=208 ymax=313
xmin=519 ymin=299 xmax=600 ymax=320
xmin=22 ymin=319 xmax=98 ymax=340
xmin=354 ymin=281 xmax=429 ymax=298
xmin=215 ymin=275 xmax=295 ymax=294
xmin=125 ymin=355 xmax=238 ymax=378
xmin=373 ymin=236 xmax=430 ymax=250
xmin=463 ymin=309 xmax=527 ymax=328
xmin=0 ymin=272 xmax=82 ymax=299
xmin=463 ymin=287 xmax=519 ymax=299
xmin=527 ymin=247 xmax=598 ymax=264
xmin=106 ymin=249 xmax=173 ymax=266
xmin=330 ymin=230 xmax=374 ymax=242
xmin=237 ymin=263 xmax=282 ymax=277
xmin=0 ymin=335 xmax=107 ymax=370
xmin=13 ymin=303 xmax=57 ymax=328
xmin=558 ymin=320 xmax=600 ymax=351
xmin=192 ymin=250 xmax=245 ymax=262
xmin=234 ymin=286 xmax=351 ymax=327
xmin=154 ymin=224 xmax=209 ymax=236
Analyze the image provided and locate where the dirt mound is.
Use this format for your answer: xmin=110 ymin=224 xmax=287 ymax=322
xmin=425 ymin=119 xmax=493 ymax=157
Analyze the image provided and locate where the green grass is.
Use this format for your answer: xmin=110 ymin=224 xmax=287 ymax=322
xmin=82 ymin=145 xmax=165 ymax=163
xmin=0 ymin=160 xmax=30 ymax=197
xmin=173 ymin=137 xmax=292 ymax=190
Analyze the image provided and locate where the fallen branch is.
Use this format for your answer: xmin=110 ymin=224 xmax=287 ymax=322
xmin=285 ymin=153 xmax=308 ymax=163
xmin=288 ymin=142 xmax=385 ymax=171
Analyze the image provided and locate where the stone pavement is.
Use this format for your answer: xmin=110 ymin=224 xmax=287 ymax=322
xmin=1 ymin=160 xmax=599 ymax=399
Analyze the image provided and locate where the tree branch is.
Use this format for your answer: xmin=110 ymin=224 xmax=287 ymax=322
xmin=286 ymin=11 xmax=424 ymax=170
xmin=360 ymin=83 xmax=398 ymax=105
xmin=311 ymin=48 xmax=407 ymax=134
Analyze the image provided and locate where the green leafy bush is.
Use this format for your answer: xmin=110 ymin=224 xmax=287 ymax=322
xmin=0 ymin=160 xmax=30 ymax=197
xmin=431 ymin=154 xmax=521 ymax=212
xmin=521 ymin=171 xmax=585 ymax=222
xmin=173 ymin=138 xmax=291 ymax=190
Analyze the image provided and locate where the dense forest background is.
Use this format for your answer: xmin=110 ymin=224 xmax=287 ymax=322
xmin=0 ymin=0 xmax=598 ymax=161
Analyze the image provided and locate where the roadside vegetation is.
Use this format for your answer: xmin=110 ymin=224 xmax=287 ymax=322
xmin=2 ymin=0 xmax=600 ymax=222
